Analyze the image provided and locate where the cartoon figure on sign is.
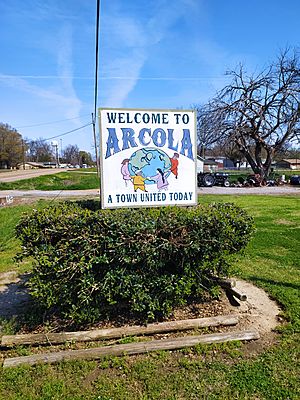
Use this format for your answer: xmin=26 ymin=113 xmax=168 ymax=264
xmin=128 ymin=148 xmax=171 ymax=183
xmin=121 ymin=159 xmax=131 ymax=186
xmin=122 ymin=147 xmax=180 ymax=192
xmin=131 ymin=170 xmax=148 ymax=192
xmin=150 ymin=168 xmax=170 ymax=191
xmin=170 ymin=152 xmax=179 ymax=179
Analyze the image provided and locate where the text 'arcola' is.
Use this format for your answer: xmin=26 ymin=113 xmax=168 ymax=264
xmin=105 ymin=127 xmax=194 ymax=160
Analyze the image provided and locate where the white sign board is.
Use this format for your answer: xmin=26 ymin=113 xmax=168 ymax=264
xmin=99 ymin=108 xmax=197 ymax=209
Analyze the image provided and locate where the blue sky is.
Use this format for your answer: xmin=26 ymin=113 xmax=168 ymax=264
xmin=0 ymin=0 xmax=299 ymax=153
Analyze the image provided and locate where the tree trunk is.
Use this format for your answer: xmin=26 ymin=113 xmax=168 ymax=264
xmin=262 ymin=147 xmax=274 ymax=178
xmin=239 ymin=148 xmax=259 ymax=174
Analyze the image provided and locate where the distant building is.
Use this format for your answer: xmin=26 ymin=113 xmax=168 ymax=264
xmin=206 ymin=156 xmax=235 ymax=169
xmin=17 ymin=162 xmax=46 ymax=170
xmin=203 ymin=159 xmax=218 ymax=172
xmin=42 ymin=162 xmax=58 ymax=168
xmin=276 ymin=159 xmax=300 ymax=170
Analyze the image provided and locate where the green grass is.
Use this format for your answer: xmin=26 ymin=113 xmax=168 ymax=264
xmin=200 ymin=195 xmax=300 ymax=329
xmin=0 ymin=204 xmax=36 ymax=273
xmin=0 ymin=195 xmax=299 ymax=399
xmin=0 ymin=171 xmax=100 ymax=190
xmin=0 ymin=201 xmax=57 ymax=273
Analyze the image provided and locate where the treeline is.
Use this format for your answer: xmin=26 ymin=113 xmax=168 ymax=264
xmin=0 ymin=123 xmax=93 ymax=169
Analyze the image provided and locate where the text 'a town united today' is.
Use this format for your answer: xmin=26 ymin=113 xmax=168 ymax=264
xmin=108 ymin=191 xmax=194 ymax=204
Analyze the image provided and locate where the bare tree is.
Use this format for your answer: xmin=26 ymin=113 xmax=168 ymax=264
xmin=26 ymin=138 xmax=53 ymax=163
xmin=215 ymin=49 xmax=300 ymax=178
xmin=62 ymin=144 xmax=80 ymax=166
xmin=193 ymin=101 xmax=227 ymax=158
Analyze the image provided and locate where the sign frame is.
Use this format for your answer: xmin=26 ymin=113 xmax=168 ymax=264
xmin=98 ymin=107 xmax=197 ymax=209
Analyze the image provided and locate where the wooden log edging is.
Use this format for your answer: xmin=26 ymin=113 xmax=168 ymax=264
xmin=3 ymin=330 xmax=260 ymax=368
xmin=226 ymin=287 xmax=247 ymax=302
xmin=217 ymin=278 xmax=236 ymax=289
xmin=213 ymin=278 xmax=247 ymax=301
xmin=1 ymin=314 xmax=239 ymax=348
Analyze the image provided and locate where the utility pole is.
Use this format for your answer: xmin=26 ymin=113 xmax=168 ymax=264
xmin=93 ymin=0 xmax=101 ymax=183
xmin=92 ymin=112 xmax=100 ymax=176
xmin=21 ymin=139 xmax=26 ymax=170
xmin=56 ymin=144 xmax=59 ymax=167
xmin=51 ymin=141 xmax=59 ymax=167
xmin=60 ymin=139 xmax=63 ymax=159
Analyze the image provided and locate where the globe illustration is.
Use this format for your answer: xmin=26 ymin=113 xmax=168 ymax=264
xmin=128 ymin=148 xmax=171 ymax=185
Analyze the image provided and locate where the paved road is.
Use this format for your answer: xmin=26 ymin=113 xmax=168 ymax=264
xmin=0 ymin=168 xmax=68 ymax=182
xmin=197 ymin=185 xmax=300 ymax=196
xmin=1 ymin=169 xmax=299 ymax=198
xmin=0 ymin=185 xmax=299 ymax=201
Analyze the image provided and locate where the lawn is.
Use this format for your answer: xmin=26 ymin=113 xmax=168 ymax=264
xmin=0 ymin=195 xmax=299 ymax=399
xmin=0 ymin=171 xmax=100 ymax=191
xmin=0 ymin=204 xmax=34 ymax=274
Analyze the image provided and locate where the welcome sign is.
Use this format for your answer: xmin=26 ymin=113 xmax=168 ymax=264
xmin=99 ymin=108 xmax=197 ymax=209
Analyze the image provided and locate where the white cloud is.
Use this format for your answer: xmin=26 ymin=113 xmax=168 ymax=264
xmin=0 ymin=22 xmax=82 ymax=122
xmin=99 ymin=0 xmax=192 ymax=107
xmin=102 ymin=49 xmax=147 ymax=106
xmin=0 ymin=73 xmax=81 ymax=111
xmin=56 ymin=24 xmax=82 ymax=119
xmin=2 ymin=0 xmax=78 ymax=22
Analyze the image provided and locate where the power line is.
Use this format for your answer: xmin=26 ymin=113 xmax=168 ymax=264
xmin=1 ymin=74 xmax=93 ymax=79
xmin=15 ymin=114 xmax=91 ymax=129
xmin=5 ymin=123 xmax=92 ymax=147
xmin=98 ymin=76 xmax=230 ymax=81
xmin=3 ymin=74 xmax=229 ymax=82
xmin=42 ymin=123 xmax=93 ymax=142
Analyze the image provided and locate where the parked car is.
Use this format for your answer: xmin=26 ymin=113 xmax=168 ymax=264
xmin=290 ymin=175 xmax=300 ymax=185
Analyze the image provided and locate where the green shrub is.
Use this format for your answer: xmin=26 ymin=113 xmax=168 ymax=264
xmin=15 ymin=202 xmax=254 ymax=323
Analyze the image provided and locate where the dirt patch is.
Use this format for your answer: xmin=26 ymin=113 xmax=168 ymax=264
xmin=0 ymin=273 xmax=282 ymax=353
xmin=276 ymin=218 xmax=295 ymax=225
xmin=62 ymin=180 xmax=74 ymax=186
xmin=227 ymin=280 xmax=281 ymax=335
xmin=226 ymin=280 xmax=282 ymax=354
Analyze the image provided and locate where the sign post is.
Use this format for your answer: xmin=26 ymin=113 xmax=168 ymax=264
xmin=99 ymin=108 xmax=197 ymax=209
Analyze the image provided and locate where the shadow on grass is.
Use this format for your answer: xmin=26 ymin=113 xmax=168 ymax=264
xmin=0 ymin=273 xmax=32 ymax=319
xmin=0 ymin=273 xmax=53 ymax=334
xmin=248 ymin=276 xmax=300 ymax=291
